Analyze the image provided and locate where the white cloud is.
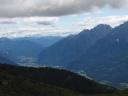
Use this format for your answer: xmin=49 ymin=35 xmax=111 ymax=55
xmin=0 ymin=17 xmax=59 ymax=26
xmin=0 ymin=27 xmax=79 ymax=38
xmin=0 ymin=17 xmax=61 ymax=38
xmin=0 ymin=16 xmax=128 ymax=38
xmin=0 ymin=16 xmax=79 ymax=38
xmin=77 ymin=15 xmax=128 ymax=29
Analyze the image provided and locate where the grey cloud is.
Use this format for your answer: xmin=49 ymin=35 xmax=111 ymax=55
xmin=0 ymin=17 xmax=58 ymax=26
xmin=0 ymin=0 xmax=127 ymax=17
xmin=0 ymin=21 xmax=16 ymax=24
xmin=37 ymin=22 xmax=53 ymax=26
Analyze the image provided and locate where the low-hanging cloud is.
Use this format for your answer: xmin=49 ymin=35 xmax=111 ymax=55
xmin=0 ymin=0 xmax=127 ymax=17
xmin=0 ymin=15 xmax=128 ymax=38
xmin=0 ymin=17 xmax=59 ymax=26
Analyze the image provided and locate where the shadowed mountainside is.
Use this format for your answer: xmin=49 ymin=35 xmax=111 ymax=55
xmin=0 ymin=64 xmax=116 ymax=96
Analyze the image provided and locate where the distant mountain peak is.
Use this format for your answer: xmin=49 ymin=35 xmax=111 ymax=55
xmin=94 ymin=24 xmax=112 ymax=30
xmin=81 ymin=29 xmax=90 ymax=32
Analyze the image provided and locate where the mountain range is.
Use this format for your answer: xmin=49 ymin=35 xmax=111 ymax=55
xmin=38 ymin=21 xmax=128 ymax=87
xmin=39 ymin=24 xmax=112 ymax=66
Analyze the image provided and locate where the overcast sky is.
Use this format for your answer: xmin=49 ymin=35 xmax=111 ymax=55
xmin=0 ymin=0 xmax=128 ymax=38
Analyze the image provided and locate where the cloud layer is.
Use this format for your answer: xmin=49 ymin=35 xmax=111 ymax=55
xmin=0 ymin=15 xmax=128 ymax=38
xmin=0 ymin=0 xmax=127 ymax=17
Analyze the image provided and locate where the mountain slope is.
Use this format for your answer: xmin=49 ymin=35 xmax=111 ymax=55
xmin=39 ymin=24 xmax=112 ymax=66
xmin=27 ymin=36 xmax=62 ymax=47
xmin=0 ymin=64 xmax=115 ymax=95
xmin=0 ymin=65 xmax=80 ymax=96
xmin=67 ymin=22 xmax=128 ymax=86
